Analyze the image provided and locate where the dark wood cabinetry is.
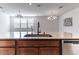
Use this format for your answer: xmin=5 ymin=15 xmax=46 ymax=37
xmin=17 ymin=48 xmax=38 ymax=55
xmin=0 ymin=39 xmax=62 ymax=55
xmin=17 ymin=41 xmax=40 ymax=47
xmin=0 ymin=48 xmax=15 ymax=55
xmin=0 ymin=40 xmax=15 ymax=47
xmin=39 ymin=47 xmax=60 ymax=55
xmin=17 ymin=39 xmax=62 ymax=55
xmin=0 ymin=40 xmax=15 ymax=55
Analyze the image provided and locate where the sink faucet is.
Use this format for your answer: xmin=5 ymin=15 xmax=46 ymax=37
xmin=37 ymin=22 xmax=41 ymax=35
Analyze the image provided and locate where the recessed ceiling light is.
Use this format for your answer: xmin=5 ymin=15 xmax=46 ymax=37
xmin=0 ymin=6 xmax=3 ymax=9
xmin=29 ymin=3 xmax=32 ymax=5
xmin=59 ymin=6 xmax=63 ymax=9
xmin=37 ymin=4 xmax=41 ymax=7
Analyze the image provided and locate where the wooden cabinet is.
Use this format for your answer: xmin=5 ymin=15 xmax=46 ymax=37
xmin=17 ymin=41 xmax=39 ymax=47
xmin=17 ymin=39 xmax=62 ymax=55
xmin=0 ymin=40 xmax=15 ymax=47
xmin=0 ymin=39 xmax=62 ymax=55
xmin=39 ymin=47 xmax=59 ymax=55
xmin=0 ymin=40 xmax=15 ymax=55
xmin=0 ymin=48 xmax=15 ymax=55
xmin=38 ymin=40 xmax=60 ymax=47
xmin=17 ymin=48 xmax=38 ymax=55
xmin=17 ymin=40 xmax=60 ymax=47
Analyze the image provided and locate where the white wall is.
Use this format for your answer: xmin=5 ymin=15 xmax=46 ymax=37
xmin=35 ymin=16 xmax=59 ymax=33
xmin=59 ymin=7 xmax=79 ymax=34
xmin=0 ymin=13 xmax=10 ymax=38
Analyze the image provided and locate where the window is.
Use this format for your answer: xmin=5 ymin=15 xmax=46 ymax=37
xmin=10 ymin=16 xmax=35 ymax=38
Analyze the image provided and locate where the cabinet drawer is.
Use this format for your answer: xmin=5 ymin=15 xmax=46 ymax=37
xmin=39 ymin=47 xmax=60 ymax=55
xmin=0 ymin=48 xmax=15 ymax=55
xmin=17 ymin=41 xmax=39 ymax=47
xmin=0 ymin=41 xmax=15 ymax=47
xmin=17 ymin=48 xmax=38 ymax=55
xmin=38 ymin=40 xmax=60 ymax=47
xmin=17 ymin=40 xmax=60 ymax=47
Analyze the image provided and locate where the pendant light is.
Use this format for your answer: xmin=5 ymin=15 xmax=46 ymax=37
xmin=48 ymin=15 xmax=58 ymax=20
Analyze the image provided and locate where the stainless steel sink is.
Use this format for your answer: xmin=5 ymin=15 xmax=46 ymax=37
xmin=24 ymin=34 xmax=52 ymax=37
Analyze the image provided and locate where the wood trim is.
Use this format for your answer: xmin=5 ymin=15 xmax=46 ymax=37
xmin=18 ymin=46 xmax=60 ymax=48
xmin=0 ymin=47 xmax=15 ymax=48
xmin=59 ymin=40 xmax=62 ymax=55
xmin=0 ymin=39 xmax=15 ymax=41
xmin=15 ymin=40 xmax=17 ymax=55
xmin=16 ymin=39 xmax=60 ymax=41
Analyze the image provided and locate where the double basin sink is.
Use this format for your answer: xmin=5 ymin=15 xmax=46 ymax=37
xmin=24 ymin=34 xmax=52 ymax=37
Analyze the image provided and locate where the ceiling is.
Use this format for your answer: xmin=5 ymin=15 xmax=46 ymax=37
xmin=0 ymin=3 xmax=79 ymax=16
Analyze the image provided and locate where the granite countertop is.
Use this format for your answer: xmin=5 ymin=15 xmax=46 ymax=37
xmin=0 ymin=32 xmax=79 ymax=40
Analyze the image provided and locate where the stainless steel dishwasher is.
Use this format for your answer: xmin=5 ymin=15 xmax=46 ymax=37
xmin=62 ymin=40 xmax=79 ymax=55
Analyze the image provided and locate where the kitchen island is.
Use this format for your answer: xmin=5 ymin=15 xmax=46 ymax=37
xmin=0 ymin=32 xmax=79 ymax=55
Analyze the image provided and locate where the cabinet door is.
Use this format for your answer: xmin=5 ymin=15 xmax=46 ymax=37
xmin=0 ymin=41 xmax=15 ymax=47
xmin=17 ymin=40 xmax=60 ymax=47
xmin=17 ymin=48 xmax=38 ymax=55
xmin=0 ymin=48 xmax=15 ymax=55
xmin=17 ymin=41 xmax=39 ymax=47
xmin=39 ymin=47 xmax=60 ymax=55
xmin=38 ymin=40 xmax=60 ymax=47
